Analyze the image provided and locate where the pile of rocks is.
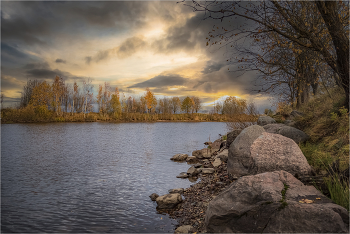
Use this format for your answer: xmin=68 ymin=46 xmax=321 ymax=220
xmin=152 ymin=115 xmax=349 ymax=233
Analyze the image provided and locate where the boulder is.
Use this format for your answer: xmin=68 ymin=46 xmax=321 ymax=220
xmin=149 ymin=193 xmax=159 ymax=201
xmin=290 ymin=110 xmax=304 ymax=118
xmin=170 ymin=154 xmax=188 ymax=162
xmin=193 ymin=163 xmax=202 ymax=168
xmin=176 ymin=172 xmax=188 ymax=178
xmin=226 ymin=129 xmax=242 ymax=148
xmin=228 ymin=125 xmax=265 ymax=177
xmin=186 ymin=156 xmax=198 ymax=164
xmin=187 ymin=166 xmax=199 ymax=177
xmin=257 ymin=116 xmax=276 ymax=126
xmin=216 ymin=149 xmax=228 ymax=162
xmin=205 ymin=170 xmax=349 ymax=233
xmin=263 ymin=123 xmax=310 ymax=144
xmin=229 ymin=129 xmax=312 ymax=177
xmin=168 ymin=188 xmax=184 ymax=194
xmin=200 ymin=168 xmax=215 ymax=174
xmin=204 ymin=141 xmax=212 ymax=145
xmin=156 ymin=193 xmax=182 ymax=209
xmin=174 ymin=225 xmax=194 ymax=233
xmin=212 ymin=158 xmax=222 ymax=167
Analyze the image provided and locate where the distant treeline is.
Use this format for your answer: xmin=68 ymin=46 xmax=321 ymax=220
xmin=1 ymin=76 xmax=259 ymax=123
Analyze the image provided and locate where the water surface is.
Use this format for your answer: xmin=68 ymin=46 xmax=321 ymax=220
xmin=1 ymin=122 xmax=227 ymax=233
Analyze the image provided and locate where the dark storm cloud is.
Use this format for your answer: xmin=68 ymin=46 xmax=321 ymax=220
xmin=1 ymin=1 xmax=154 ymax=46
xmin=128 ymin=74 xmax=188 ymax=89
xmin=86 ymin=36 xmax=147 ymax=63
xmin=117 ymin=36 xmax=146 ymax=59
xmin=202 ymin=60 xmax=226 ymax=74
xmin=55 ymin=59 xmax=66 ymax=64
xmin=23 ymin=62 xmax=85 ymax=81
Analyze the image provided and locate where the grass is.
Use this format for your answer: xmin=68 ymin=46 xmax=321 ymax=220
xmin=324 ymin=174 xmax=349 ymax=210
xmin=291 ymin=87 xmax=349 ymax=210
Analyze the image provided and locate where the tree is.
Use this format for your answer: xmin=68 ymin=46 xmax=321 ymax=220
xmin=144 ymin=88 xmax=157 ymax=113
xmin=192 ymin=96 xmax=201 ymax=113
xmin=20 ymin=79 xmax=40 ymax=108
xmin=109 ymin=87 xmax=121 ymax=115
xmin=181 ymin=96 xmax=192 ymax=114
xmin=170 ymin=96 xmax=181 ymax=114
xmin=188 ymin=1 xmax=349 ymax=109
xmin=30 ymin=81 xmax=52 ymax=108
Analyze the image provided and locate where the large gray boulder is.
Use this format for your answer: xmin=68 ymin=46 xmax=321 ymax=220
xmin=156 ymin=193 xmax=182 ymax=209
xmin=228 ymin=125 xmax=265 ymax=176
xmin=263 ymin=123 xmax=310 ymax=144
xmin=205 ymin=170 xmax=349 ymax=233
xmin=257 ymin=116 xmax=276 ymax=126
xmin=170 ymin=154 xmax=188 ymax=162
xmin=229 ymin=130 xmax=312 ymax=177
xmin=226 ymin=129 xmax=242 ymax=148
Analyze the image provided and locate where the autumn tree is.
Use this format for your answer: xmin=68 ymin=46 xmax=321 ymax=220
xmin=188 ymin=1 xmax=349 ymax=109
xmin=109 ymin=87 xmax=121 ymax=115
xmin=20 ymin=79 xmax=40 ymax=108
xmin=170 ymin=96 xmax=181 ymax=114
xmin=191 ymin=96 xmax=201 ymax=113
xmin=181 ymin=96 xmax=193 ymax=114
xmin=51 ymin=76 xmax=66 ymax=116
xmin=144 ymin=88 xmax=157 ymax=113
xmin=29 ymin=81 xmax=52 ymax=108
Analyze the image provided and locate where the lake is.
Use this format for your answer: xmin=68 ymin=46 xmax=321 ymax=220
xmin=1 ymin=122 xmax=228 ymax=233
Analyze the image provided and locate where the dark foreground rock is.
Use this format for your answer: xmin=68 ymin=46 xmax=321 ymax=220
xmin=205 ymin=170 xmax=349 ymax=233
xmin=263 ymin=123 xmax=310 ymax=143
xmin=228 ymin=125 xmax=312 ymax=177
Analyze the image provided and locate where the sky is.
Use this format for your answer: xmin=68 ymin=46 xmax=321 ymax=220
xmin=1 ymin=1 xmax=274 ymax=113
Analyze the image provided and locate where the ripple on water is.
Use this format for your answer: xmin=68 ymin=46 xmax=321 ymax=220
xmin=1 ymin=122 xmax=227 ymax=232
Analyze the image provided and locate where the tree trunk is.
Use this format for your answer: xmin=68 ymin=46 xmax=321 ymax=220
xmin=316 ymin=1 xmax=349 ymax=109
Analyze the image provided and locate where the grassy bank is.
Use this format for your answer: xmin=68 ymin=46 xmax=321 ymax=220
xmin=1 ymin=106 xmax=257 ymax=124
xmin=287 ymin=88 xmax=349 ymax=210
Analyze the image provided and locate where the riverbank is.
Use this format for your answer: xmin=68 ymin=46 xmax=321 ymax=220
xmin=168 ymin=159 xmax=233 ymax=232
xmin=1 ymin=108 xmax=257 ymax=124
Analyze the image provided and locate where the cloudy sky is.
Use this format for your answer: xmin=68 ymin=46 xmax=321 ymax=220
xmin=1 ymin=1 xmax=273 ymax=112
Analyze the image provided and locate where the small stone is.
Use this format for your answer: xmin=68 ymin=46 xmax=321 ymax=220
xmin=201 ymin=168 xmax=215 ymax=174
xmin=149 ymin=193 xmax=159 ymax=201
xmin=177 ymin=172 xmax=188 ymax=178
xmin=175 ymin=225 xmax=194 ymax=233
xmin=212 ymin=158 xmax=222 ymax=167
xmin=169 ymin=188 xmax=184 ymax=194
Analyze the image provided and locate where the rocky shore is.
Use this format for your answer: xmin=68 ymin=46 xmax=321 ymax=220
xmin=168 ymin=160 xmax=232 ymax=233
xmin=151 ymin=115 xmax=349 ymax=233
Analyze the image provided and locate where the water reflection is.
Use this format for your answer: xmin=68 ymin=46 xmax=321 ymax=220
xmin=1 ymin=122 xmax=227 ymax=233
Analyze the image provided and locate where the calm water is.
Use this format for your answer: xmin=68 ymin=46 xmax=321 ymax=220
xmin=1 ymin=122 xmax=227 ymax=233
